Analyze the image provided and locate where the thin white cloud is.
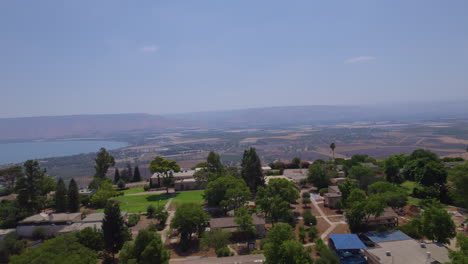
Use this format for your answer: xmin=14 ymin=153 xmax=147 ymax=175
xmin=140 ymin=45 xmax=159 ymax=53
xmin=344 ymin=56 xmax=376 ymax=64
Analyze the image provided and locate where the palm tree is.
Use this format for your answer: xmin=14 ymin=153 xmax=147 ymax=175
xmin=330 ymin=142 xmax=336 ymax=160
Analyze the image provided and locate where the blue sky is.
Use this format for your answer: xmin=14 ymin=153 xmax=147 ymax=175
xmin=1 ymin=0 xmax=467 ymax=118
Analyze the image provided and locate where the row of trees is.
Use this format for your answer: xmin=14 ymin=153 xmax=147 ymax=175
xmin=55 ymin=178 xmax=80 ymax=213
xmin=114 ymin=164 xmax=141 ymax=184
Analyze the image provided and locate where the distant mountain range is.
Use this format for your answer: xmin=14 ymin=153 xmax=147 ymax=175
xmin=1 ymin=101 xmax=467 ymax=141
xmin=0 ymin=114 xmax=193 ymax=141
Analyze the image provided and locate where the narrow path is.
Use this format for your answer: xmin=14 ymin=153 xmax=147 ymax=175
xmin=159 ymin=193 xmax=175 ymax=243
xmin=305 ymin=190 xmax=344 ymax=240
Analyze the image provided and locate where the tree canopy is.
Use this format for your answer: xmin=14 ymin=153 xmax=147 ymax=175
xmin=15 ymin=160 xmax=49 ymax=212
xmin=94 ymin=148 xmax=115 ymax=178
xmin=241 ymin=147 xmax=264 ymax=193
xmin=10 ymin=234 xmax=97 ymax=264
xmin=102 ymin=202 xmax=130 ymax=259
xmin=55 ymin=178 xmax=67 ymax=213
xmin=170 ymin=203 xmax=209 ymax=242
xmin=449 ymin=161 xmax=468 ymax=209
xmin=203 ymin=175 xmax=251 ymax=212
xmin=307 ymin=162 xmax=331 ymax=189
xmin=119 ymin=227 xmax=170 ymax=264
xmin=148 ymin=156 xmax=180 ymax=189
xmin=256 ymin=178 xmax=299 ymax=223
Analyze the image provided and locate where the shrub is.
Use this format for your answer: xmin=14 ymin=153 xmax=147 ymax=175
xmin=216 ymin=246 xmax=233 ymax=257
xmin=302 ymin=192 xmax=311 ymax=198
xmin=147 ymin=205 xmax=156 ymax=218
xmin=117 ymin=180 xmax=126 ymax=189
xmin=302 ymin=211 xmax=317 ymax=226
xmin=308 ymin=226 xmax=317 ymax=240
xmin=127 ymin=214 xmax=140 ymax=227
xmin=302 ymin=197 xmax=311 ymax=206
xmin=143 ymin=184 xmax=150 ymax=192
xmin=298 ymin=226 xmax=306 ymax=243
xmin=32 ymin=227 xmax=48 ymax=240
xmin=319 ymin=188 xmax=328 ymax=196
xmin=80 ymin=195 xmax=90 ymax=206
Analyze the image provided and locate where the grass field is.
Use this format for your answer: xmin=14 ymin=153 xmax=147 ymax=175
xmin=172 ymin=190 xmax=204 ymax=207
xmin=97 ymin=193 xmax=171 ymax=213
xmin=401 ymin=181 xmax=422 ymax=206
xmin=122 ymin=187 xmax=145 ymax=195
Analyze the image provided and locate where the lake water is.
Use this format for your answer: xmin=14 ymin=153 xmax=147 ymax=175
xmin=0 ymin=140 xmax=128 ymax=165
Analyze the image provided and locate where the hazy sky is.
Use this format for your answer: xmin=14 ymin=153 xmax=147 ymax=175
xmin=1 ymin=1 xmax=467 ymax=118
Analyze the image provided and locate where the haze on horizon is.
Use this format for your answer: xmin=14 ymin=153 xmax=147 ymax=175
xmin=1 ymin=1 xmax=468 ymax=118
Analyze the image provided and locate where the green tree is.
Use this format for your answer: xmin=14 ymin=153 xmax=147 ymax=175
xmin=449 ymin=161 xmax=468 ymax=209
xmin=68 ymin=178 xmax=80 ymax=212
xmin=94 ymin=148 xmax=115 ymax=179
xmin=348 ymin=165 xmax=376 ymax=190
xmin=263 ymin=223 xmax=295 ymax=263
xmin=55 ymin=178 xmax=67 ymax=213
xmin=255 ymin=178 xmax=299 ymax=223
xmin=234 ymin=206 xmax=255 ymax=234
xmin=200 ymin=228 xmax=231 ymax=252
xmin=0 ymin=232 xmax=26 ymax=263
xmin=102 ymin=202 xmax=130 ymax=260
xmin=410 ymin=149 xmax=438 ymax=162
xmin=278 ymin=240 xmax=312 ymax=264
xmin=415 ymin=160 xmax=447 ymax=187
xmin=126 ymin=163 xmax=133 ymax=182
xmin=292 ymin=157 xmax=301 ymax=169
xmin=10 ymin=234 xmax=97 ymax=264
xmin=302 ymin=211 xmax=316 ymax=226
xmin=148 ymin=156 xmax=180 ymax=191
xmin=448 ymin=233 xmax=468 ymax=264
xmin=119 ymin=228 xmax=170 ymax=264
xmin=384 ymin=154 xmax=408 ymax=184
xmin=90 ymin=180 xmax=117 ymax=208
xmin=338 ymin=178 xmax=358 ymax=208
xmin=307 ymin=162 xmax=330 ymax=189
xmin=0 ymin=165 xmax=22 ymax=190
xmin=75 ymin=226 xmax=104 ymax=251
xmin=203 ymin=175 xmax=251 ymax=212
xmin=421 ymin=204 xmax=456 ymax=244
xmin=330 ymin=142 xmax=336 ymax=160
xmin=241 ymin=147 xmax=264 ymax=193
xmin=133 ymin=166 xmax=142 ymax=182
xmin=114 ymin=168 xmax=120 ymax=184
xmin=170 ymin=203 xmax=209 ymax=243
xmin=206 ymin=151 xmax=224 ymax=175
xmin=15 ymin=160 xmax=46 ymax=212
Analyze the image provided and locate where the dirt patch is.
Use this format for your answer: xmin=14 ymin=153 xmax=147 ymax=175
xmin=317 ymin=203 xmax=342 ymax=216
xmin=328 ymin=216 xmax=345 ymax=222
xmin=129 ymin=216 xmax=157 ymax=237
xmin=316 ymin=218 xmax=331 ymax=236
xmin=328 ymin=224 xmax=351 ymax=236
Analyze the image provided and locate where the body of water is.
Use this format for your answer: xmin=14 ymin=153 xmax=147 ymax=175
xmin=0 ymin=140 xmax=128 ymax=165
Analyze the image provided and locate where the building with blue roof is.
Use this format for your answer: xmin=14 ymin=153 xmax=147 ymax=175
xmin=329 ymin=234 xmax=367 ymax=264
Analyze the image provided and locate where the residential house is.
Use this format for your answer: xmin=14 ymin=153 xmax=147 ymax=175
xmin=365 ymin=207 xmax=399 ymax=228
xmin=324 ymin=185 xmax=342 ymax=209
xmin=16 ymin=213 xmax=82 ymax=237
xmin=209 ymin=214 xmax=266 ymax=238
xmin=151 ymin=169 xmax=204 ymax=190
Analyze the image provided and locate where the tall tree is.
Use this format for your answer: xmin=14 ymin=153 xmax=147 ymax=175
xmin=448 ymin=233 xmax=468 ymax=264
xmin=55 ymin=178 xmax=67 ymax=213
xmin=126 ymin=163 xmax=133 ymax=182
xmin=15 ymin=160 xmax=46 ymax=212
xmin=291 ymin=157 xmax=301 ymax=169
xmin=94 ymin=148 xmax=115 ymax=179
xmin=114 ymin=168 xmax=120 ymax=184
xmin=421 ymin=204 xmax=456 ymax=244
xmin=263 ymin=223 xmax=295 ymax=264
xmin=0 ymin=166 xmax=22 ymax=190
xmin=330 ymin=142 xmax=336 ymax=160
xmin=234 ymin=206 xmax=255 ymax=234
xmin=102 ymin=202 xmax=130 ymax=261
xmin=307 ymin=162 xmax=331 ymax=189
xmin=241 ymin=147 xmax=264 ymax=193
xmin=170 ymin=203 xmax=209 ymax=243
xmin=203 ymin=175 xmax=251 ymax=212
xmin=384 ymin=154 xmax=408 ymax=184
xmin=68 ymin=178 xmax=80 ymax=212
xmin=449 ymin=162 xmax=468 ymax=209
xmin=133 ymin=166 xmax=142 ymax=182
xmin=149 ymin=156 xmax=180 ymax=192
xmin=348 ymin=165 xmax=376 ymax=190
xmin=255 ymin=178 xmax=299 ymax=223
xmin=200 ymin=228 xmax=231 ymax=252
xmin=119 ymin=228 xmax=170 ymax=264
xmin=206 ymin=151 xmax=224 ymax=175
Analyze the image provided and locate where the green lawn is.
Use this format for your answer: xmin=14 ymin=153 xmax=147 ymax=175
xmin=97 ymin=193 xmax=171 ymax=213
xmin=172 ymin=190 xmax=204 ymax=206
xmin=401 ymin=181 xmax=422 ymax=206
xmin=122 ymin=187 xmax=145 ymax=195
